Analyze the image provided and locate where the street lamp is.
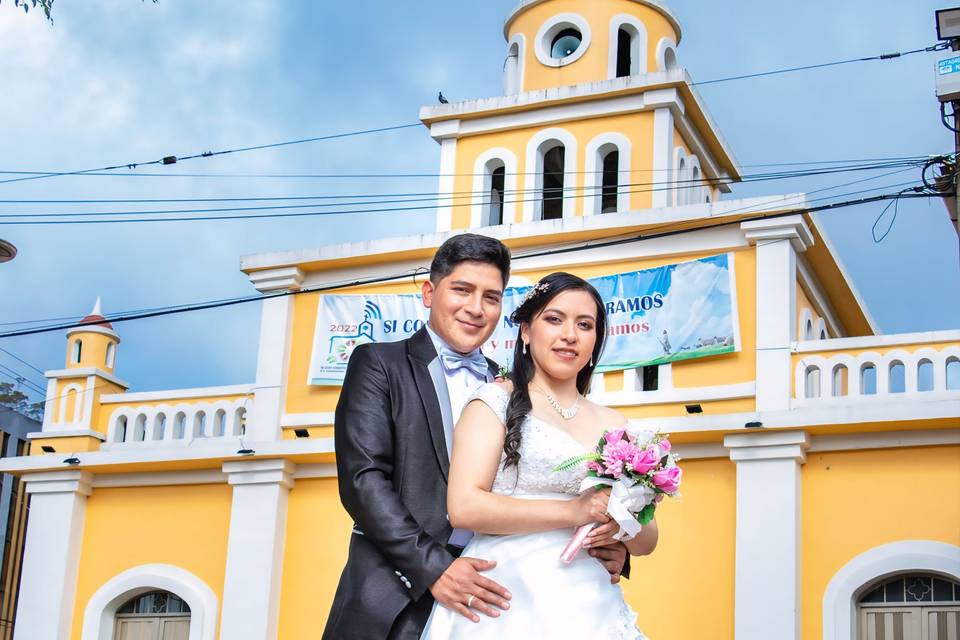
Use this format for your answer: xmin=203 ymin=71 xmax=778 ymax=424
xmin=0 ymin=239 xmax=15 ymax=264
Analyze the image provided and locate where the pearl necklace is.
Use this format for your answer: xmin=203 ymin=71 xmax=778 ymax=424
xmin=531 ymin=381 xmax=580 ymax=420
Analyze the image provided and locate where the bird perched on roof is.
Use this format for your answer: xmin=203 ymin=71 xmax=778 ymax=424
xmin=438 ymin=92 xmax=449 ymax=104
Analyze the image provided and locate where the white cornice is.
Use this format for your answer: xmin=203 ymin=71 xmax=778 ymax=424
xmin=592 ymin=381 xmax=754 ymax=406
xmin=280 ymin=413 xmax=335 ymax=428
xmin=0 ymin=438 xmax=335 ymax=475
xmin=247 ymin=266 xmax=305 ymax=293
xmin=240 ymin=194 xmax=806 ymax=275
xmin=100 ymin=383 xmax=254 ymax=404
xmin=223 ymin=459 xmax=295 ymax=489
xmin=794 ymin=330 xmax=960 ymax=353
xmin=22 ymin=470 xmax=93 ymax=496
xmin=44 ymin=367 xmax=128 ymax=389
xmin=741 ymin=214 xmax=814 ymax=253
xmin=28 ymin=428 xmax=106 ymax=441
xmin=503 ymin=0 xmax=682 ymax=44
xmin=66 ymin=324 xmax=119 ymax=341
xmin=725 ymin=430 xmax=810 ymax=462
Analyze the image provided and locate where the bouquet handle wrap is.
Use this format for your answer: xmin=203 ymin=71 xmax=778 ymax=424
xmin=559 ymin=523 xmax=596 ymax=564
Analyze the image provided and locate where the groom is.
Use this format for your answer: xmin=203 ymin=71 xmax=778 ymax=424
xmin=323 ymin=234 xmax=627 ymax=639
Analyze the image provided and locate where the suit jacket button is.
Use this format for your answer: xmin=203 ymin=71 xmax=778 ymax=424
xmin=394 ymin=570 xmax=401 ymax=576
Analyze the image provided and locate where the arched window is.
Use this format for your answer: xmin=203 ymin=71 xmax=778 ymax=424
xmin=234 ymin=407 xmax=246 ymax=436
xmin=174 ymin=412 xmax=186 ymax=440
xmin=861 ymin=364 xmax=877 ymax=395
xmin=918 ymin=359 xmax=934 ymax=392
xmin=133 ymin=414 xmax=147 ymax=442
xmin=503 ymin=39 xmax=522 ymax=95
xmin=804 ymin=366 xmax=821 ymax=398
xmin=858 ymin=574 xmax=960 ymax=636
xmin=888 ymin=361 xmax=906 ymax=394
xmin=540 ymin=143 xmax=565 ymax=220
xmin=804 ymin=317 xmax=814 ymax=341
xmin=115 ymin=590 xmax=191 ymax=638
xmin=213 ymin=410 xmax=226 ymax=437
xmin=947 ymin=357 xmax=960 ymax=391
xmin=483 ymin=161 xmax=506 ymax=226
xmin=832 ymin=365 xmax=848 ymax=397
xmin=192 ymin=412 xmax=206 ymax=438
xmin=675 ymin=156 xmax=687 ymax=206
xmin=72 ymin=339 xmax=83 ymax=364
xmin=663 ymin=46 xmax=678 ymax=71
xmin=115 ymin=415 xmax=128 ymax=443
xmin=154 ymin=414 xmax=166 ymax=441
xmin=600 ymin=149 xmax=620 ymax=213
xmin=106 ymin=342 xmax=116 ymax=368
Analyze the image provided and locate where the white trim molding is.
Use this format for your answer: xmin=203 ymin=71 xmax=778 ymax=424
xmin=66 ymin=324 xmax=119 ymax=341
xmin=470 ymin=147 xmax=519 ymax=227
xmin=583 ymin=132 xmax=633 ymax=216
xmin=280 ymin=412 xmax=335 ymax=428
xmin=607 ymin=14 xmax=648 ymax=79
xmin=220 ymin=460 xmax=294 ymax=639
xmin=522 ymin=127 xmax=579 ymax=222
xmin=436 ymin=135 xmax=459 ymax=232
xmin=14 ymin=471 xmax=93 ymax=640
xmin=652 ymin=107 xmax=674 ymax=208
xmin=101 ymin=383 xmax=253 ymax=404
xmin=796 ymin=255 xmax=845 ymax=338
xmin=27 ymin=427 xmax=106 ymax=441
xmin=822 ymin=540 xmax=960 ymax=640
xmin=81 ymin=564 xmax=218 ymax=640
xmin=45 ymin=367 xmax=129 ymax=389
xmin=533 ymin=13 xmax=592 ymax=68
xmin=725 ymin=431 xmax=809 ymax=640
xmin=246 ymin=267 xmax=304 ymax=294
xmin=795 ymin=330 xmax=960 ymax=353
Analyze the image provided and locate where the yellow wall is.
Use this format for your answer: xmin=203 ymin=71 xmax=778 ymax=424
xmin=278 ymin=478 xmax=354 ymax=637
xmin=508 ymin=0 xmax=679 ymax=92
xmin=450 ymin=112 xmax=656 ymax=230
xmin=66 ymin=332 xmax=117 ymax=372
xmin=70 ymin=484 xmax=232 ymax=639
xmin=801 ymin=445 xmax=960 ymax=640
xmin=796 ymin=282 xmax=823 ymax=340
xmin=626 ymin=457 xmax=736 ymax=639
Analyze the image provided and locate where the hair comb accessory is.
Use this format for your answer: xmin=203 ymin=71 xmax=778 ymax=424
xmin=519 ymin=281 xmax=550 ymax=306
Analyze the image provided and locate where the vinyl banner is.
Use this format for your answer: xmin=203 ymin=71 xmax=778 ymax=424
xmin=308 ymin=253 xmax=739 ymax=385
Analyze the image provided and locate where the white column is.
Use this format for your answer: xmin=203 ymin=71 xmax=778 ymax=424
xmin=246 ymin=267 xmax=303 ymax=443
xmin=725 ymin=430 xmax=809 ymax=640
xmin=15 ymin=471 xmax=92 ymax=640
xmin=741 ymin=216 xmax=814 ymax=412
xmin=219 ymin=460 xmax=294 ymax=640
xmin=430 ymin=120 xmax=461 ymax=233
xmin=651 ymin=106 xmax=674 ymax=209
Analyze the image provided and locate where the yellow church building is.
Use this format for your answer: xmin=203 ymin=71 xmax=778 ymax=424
xmin=2 ymin=1 xmax=958 ymax=639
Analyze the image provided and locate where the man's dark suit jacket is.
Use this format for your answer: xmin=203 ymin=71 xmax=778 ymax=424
xmin=322 ymin=327 xmax=498 ymax=639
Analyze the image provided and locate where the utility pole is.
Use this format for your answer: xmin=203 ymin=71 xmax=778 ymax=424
xmin=935 ymin=9 xmax=960 ymax=254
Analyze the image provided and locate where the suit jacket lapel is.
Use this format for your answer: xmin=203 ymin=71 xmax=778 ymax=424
xmin=407 ymin=328 xmax=451 ymax=481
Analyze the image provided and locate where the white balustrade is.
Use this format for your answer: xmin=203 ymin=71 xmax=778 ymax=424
xmin=106 ymin=399 xmax=249 ymax=448
xmin=794 ymin=346 xmax=960 ymax=403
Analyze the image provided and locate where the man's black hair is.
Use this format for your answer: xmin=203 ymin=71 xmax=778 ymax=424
xmin=429 ymin=233 xmax=511 ymax=287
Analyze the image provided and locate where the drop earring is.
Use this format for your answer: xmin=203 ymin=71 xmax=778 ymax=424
xmin=589 ymin=355 xmax=594 ymax=366
xmin=522 ymin=342 xmax=528 ymax=355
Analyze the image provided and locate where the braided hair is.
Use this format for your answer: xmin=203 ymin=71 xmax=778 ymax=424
xmin=502 ymin=272 xmax=607 ymax=468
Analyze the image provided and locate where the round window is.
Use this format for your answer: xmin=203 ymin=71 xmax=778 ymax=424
xmin=550 ymin=28 xmax=582 ymax=59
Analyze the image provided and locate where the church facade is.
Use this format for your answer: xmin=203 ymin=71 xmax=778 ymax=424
xmin=2 ymin=1 xmax=958 ymax=639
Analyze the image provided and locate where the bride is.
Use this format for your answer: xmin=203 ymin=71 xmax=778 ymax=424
xmin=421 ymin=272 xmax=658 ymax=639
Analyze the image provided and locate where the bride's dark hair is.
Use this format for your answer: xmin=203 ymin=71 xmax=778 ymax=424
xmin=503 ymin=272 xmax=607 ymax=469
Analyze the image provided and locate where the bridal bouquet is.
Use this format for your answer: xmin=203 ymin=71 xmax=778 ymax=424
xmin=554 ymin=429 xmax=681 ymax=563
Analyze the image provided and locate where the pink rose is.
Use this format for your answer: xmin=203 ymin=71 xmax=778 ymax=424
xmin=652 ymin=466 xmax=682 ymax=494
xmin=604 ymin=429 xmax=627 ymax=446
xmin=658 ymin=438 xmax=672 ymax=453
xmin=628 ymin=446 xmax=660 ymax=475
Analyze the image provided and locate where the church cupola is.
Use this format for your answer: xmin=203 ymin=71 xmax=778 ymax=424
xmin=503 ymin=0 xmax=683 ymax=94
xmin=65 ymin=297 xmax=120 ymax=372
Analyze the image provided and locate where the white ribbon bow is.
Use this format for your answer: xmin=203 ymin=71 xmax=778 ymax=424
xmin=579 ymin=476 xmax=655 ymax=541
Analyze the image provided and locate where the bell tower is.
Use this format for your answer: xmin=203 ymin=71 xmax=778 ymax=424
xmin=420 ymin=0 xmax=740 ymax=233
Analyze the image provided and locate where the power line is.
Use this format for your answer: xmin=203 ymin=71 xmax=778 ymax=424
xmin=0 ymin=154 xmax=938 ymax=185
xmin=0 ymin=185 xmax=942 ymax=340
xmin=0 ymin=346 xmax=45 ymax=376
xmin=0 ymin=364 xmax=45 ymax=396
xmin=691 ymin=43 xmax=947 ymax=87
xmin=0 ymin=161 xmax=930 ymax=226
xmin=0 ymin=123 xmax=423 ymax=187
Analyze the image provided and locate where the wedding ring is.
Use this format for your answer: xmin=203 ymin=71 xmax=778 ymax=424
xmin=466 ymin=594 xmax=476 ymax=608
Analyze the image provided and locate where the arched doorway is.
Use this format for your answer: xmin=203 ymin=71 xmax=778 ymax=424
xmin=858 ymin=574 xmax=960 ymax=639
xmin=113 ymin=590 xmax=191 ymax=640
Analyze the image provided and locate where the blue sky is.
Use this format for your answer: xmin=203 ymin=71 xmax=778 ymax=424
xmin=0 ymin=0 xmax=957 ymax=402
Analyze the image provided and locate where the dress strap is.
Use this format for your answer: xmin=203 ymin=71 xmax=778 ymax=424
xmin=465 ymin=382 xmax=510 ymax=425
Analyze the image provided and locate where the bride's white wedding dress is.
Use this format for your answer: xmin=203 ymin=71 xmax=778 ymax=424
xmin=421 ymin=383 xmax=647 ymax=639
